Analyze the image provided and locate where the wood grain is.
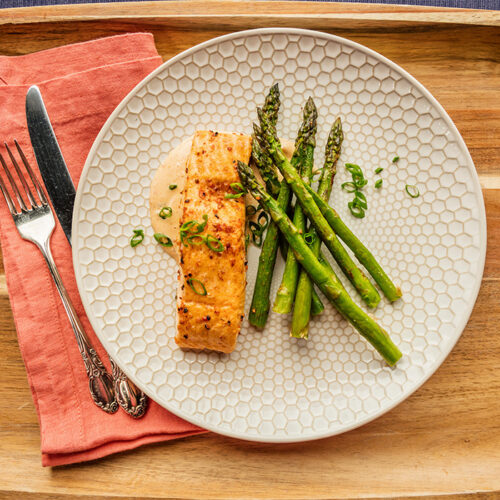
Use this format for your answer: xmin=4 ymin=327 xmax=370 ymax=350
xmin=0 ymin=1 xmax=499 ymax=28
xmin=0 ymin=3 xmax=499 ymax=500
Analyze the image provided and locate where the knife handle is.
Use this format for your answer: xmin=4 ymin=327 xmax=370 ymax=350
xmin=41 ymin=241 xmax=118 ymax=414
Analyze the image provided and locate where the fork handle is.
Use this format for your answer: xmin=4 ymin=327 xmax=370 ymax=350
xmin=38 ymin=240 xmax=118 ymax=414
xmin=110 ymin=359 xmax=148 ymax=418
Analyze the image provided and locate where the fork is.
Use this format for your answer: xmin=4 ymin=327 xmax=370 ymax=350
xmin=0 ymin=140 xmax=118 ymax=414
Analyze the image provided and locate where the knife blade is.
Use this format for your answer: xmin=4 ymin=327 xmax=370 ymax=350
xmin=26 ymin=85 xmax=75 ymax=244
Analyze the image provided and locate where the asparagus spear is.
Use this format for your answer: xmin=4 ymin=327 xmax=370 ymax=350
xmin=291 ymin=118 xmax=343 ymax=338
xmin=249 ymin=96 xmax=324 ymax=327
xmin=252 ymin=138 xmax=280 ymax=198
xmin=251 ymin=84 xmax=281 ymax=198
xmin=274 ymin=98 xmax=318 ymax=314
xmin=310 ymin=291 xmax=325 ymax=316
xmin=247 ymin=85 xmax=283 ymax=329
xmin=237 ymin=160 xmax=402 ymax=366
xmin=256 ymin=108 xmax=381 ymax=309
xmin=304 ymin=183 xmax=402 ymax=302
xmin=262 ymin=82 xmax=280 ymax=126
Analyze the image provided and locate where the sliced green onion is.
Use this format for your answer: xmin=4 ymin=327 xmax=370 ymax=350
xmin=257 ymin=211 xmax=269 ymax=231
xmin=194 ymin=214 xmax=208 ymax=233
xmin=405 ymin=184 xmax=420 ymax=198
xmin=169 ymin=184 xmax=177 ymax=190
xmin=130 ymin=229 xmax=144 ymax=247
xmin=225 ymin=182 xmax=246 ymax=199
xmin=375 ymin=167 xmax=384 ymax=174
xmin=230 ymin=182 xmax=245 ymax=192
xmin=245 ymin=233 xmax=250 ymax=250
xmin=180 ymin=216 xmax=209 ymax=247
xmin=348 ymin=201 xmax=365 ymax=219
xmin=206 ymin=234 xmax=225 ymax=252
xmin=246 ymin=205 xmax=257 ymax=217
xmin=392 ymin=156 xmax=400 ymax=163
xmin=345 ymin=163 xmax=362 ymax=175
xmin=159 ymin=206 xmax=172 ymax=219
xmin=186 ymin=234 xmax=206 ymax=246
xmin=154 ymin=233 xmax=173 ymax=247
xmin=252 ymin=231 xmax=263 ymax=247
xmin=352 ymin=175 xmax=368 ymax=189
xmin=341 ymin=182 xmax=357 ymax=193
xmin=304 ymin=232 xmax=315 ymax=245
xmin=345 ymin=163 xmax=369 ymax=217
xmin=181 ymin=215 xmax=208 ymax=234
xmin=375 ymin=179 xmax=383 ymax=189
xmin=249 ymin=220 xmax=263 ymax=235
xmin=187 ymin=277 xmax=207 ymax=296
xmin=180 ymin=220 xmax=196 ymax=231
xmin=354 ymin=191 xmax=367 ymax=209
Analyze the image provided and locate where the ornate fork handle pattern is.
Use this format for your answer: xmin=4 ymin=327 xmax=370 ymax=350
xmin=111 ymin=359 xmax=148 ymax=418
xmin=40 ymin=239 xmax=118 ymax=414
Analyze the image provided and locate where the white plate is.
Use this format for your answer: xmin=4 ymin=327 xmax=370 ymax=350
xmin=73 ymin=29 xmax=486 ymax=442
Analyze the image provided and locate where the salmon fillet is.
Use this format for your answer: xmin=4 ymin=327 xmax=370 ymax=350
xmin=175 ymin=131 xmax=252 ymax=353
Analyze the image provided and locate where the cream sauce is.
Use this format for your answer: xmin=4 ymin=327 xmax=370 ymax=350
xmin=150 ymin=137 xmax=193 ymax=261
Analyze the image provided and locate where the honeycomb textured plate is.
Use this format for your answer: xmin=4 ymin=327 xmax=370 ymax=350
xmin=73 ymin=29 xmax=486 ymax=442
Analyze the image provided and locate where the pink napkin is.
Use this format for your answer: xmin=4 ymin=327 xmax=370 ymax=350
xmin=0 ymin=34 xmax=204 ymax=467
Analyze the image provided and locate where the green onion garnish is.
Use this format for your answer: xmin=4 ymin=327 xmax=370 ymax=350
xmin=181 ymin=215 xmax=208 ymax=234
xmin=159 ymin=206 xmax=172 ymax=219
xmin=375 ymin=167 xmax=384 ymax=174
xmin=352 ymin=175 xmax=368 ymax=189
xmin=187 ymin=277 xmax=207 ymax=296
xmin=206 ymin=234 xmax=225 ymax=252
xmin=130 ymin=229 xmax=144 ymax=247
xmin=375 ymin=179 xmax=383 ymax=189
xmin=193 ymin=214 xmax=208 ymax=233
xmin=392 ymin=156 xmax=400 ymax=163
xmin=186 ymin=234 xmax=206 ymax=246
xmin=251 ymin=230 xmax=263 ymax=247
xmin=249 ymin=221 xmax=263 ymax=236
xmin=405 ymin=184 xmax=420 ymax=198
xmin=345 ymin=163 xmax=362 ymax=175
xmin=345 ymin=163 xmax=368 ymax=218
xmin=154 ymin=233 xmax=173 ymax=247
xmin=341 ymin=182 xmax=357 ymax=193
xmin=180 ymin=220 xmax=196 ymax=232
xmin=246 ymin=205 xmax=257 ymax=217
xmin=304 ymin=232 xmax=315 ymax=245
xmin=257 ymin=211 xmax=269 ymax=231
xmin=348 ymin=201 xmax=365 ymax=219
xmin=354 ymin=191 xmax=367 ymax=209
xmin=169 ymin=184 xmax=177 ymax=190
xmin=225 ymin=182 xmax=246 ymax=199
xmin=180 ymin=215 xmax=208 ymax=246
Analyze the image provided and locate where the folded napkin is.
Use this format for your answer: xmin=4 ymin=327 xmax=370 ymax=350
xmin=0 ymin=33 xmax=204 ymax=467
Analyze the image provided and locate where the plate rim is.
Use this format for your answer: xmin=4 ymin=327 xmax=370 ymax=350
xmin=73 ymin=27 xmax=487 ymax=443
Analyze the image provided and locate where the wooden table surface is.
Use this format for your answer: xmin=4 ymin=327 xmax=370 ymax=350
xmin=0 ymin=2 xmax=499 ymax=499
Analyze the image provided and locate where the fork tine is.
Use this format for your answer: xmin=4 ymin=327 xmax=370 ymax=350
xmin=14 ymin=140 xmax=48 ymax=205
xmin=0 ymin=170 xmax=18 ymax=215
xmin=0 ymin=152 xmax=27 ymax=211
xmin=5 ymin=142 xmax=38 ymax=208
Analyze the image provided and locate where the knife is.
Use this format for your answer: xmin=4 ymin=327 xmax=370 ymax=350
xmin=26 ymin=85 xmax=148 ymax=418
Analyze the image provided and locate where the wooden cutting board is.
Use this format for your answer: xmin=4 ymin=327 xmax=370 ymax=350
xmin=0 ymin=2 xmax=499 ymax=499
